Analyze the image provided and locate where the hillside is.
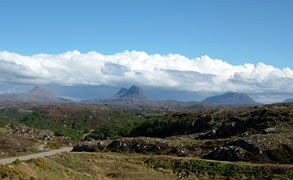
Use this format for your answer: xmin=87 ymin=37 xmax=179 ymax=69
xmin=82 ymin=102 xmax=293 ymax=164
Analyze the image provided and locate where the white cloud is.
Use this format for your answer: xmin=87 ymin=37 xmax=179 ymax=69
xmin=0 ymin=50 xmax=293 ymax=95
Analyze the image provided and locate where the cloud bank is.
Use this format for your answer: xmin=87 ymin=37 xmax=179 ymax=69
xmin=0 ymin=50 xmax=293 ymax=95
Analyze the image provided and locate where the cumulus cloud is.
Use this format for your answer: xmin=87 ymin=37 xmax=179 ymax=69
xmin=0 ymin=50 xmax=293 ymax=95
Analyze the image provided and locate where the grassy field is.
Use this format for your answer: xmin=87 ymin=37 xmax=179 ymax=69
xmin=1 ymin=152 xmax=292 ymax=180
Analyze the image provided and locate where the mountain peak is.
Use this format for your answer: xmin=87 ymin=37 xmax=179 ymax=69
xmin=114 ymin=85 xmax=146 ymax=99
xmin=27 ymin=85 xmax=57 ymax=98
xmin=29 ymin=85 xmax=43 ymax=92
xmin=202 ymin=92 xmax=259 ymax=105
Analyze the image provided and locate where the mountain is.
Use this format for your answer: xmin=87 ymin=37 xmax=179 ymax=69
xmin=283 ymin=98 xmax=293 ymax=103
xmin=82 ymin=85 xmax=148 ymax=105
xmin=202 ymin=92 xmax=260 ymax=105
xmin=0 ymin=86 xmax=71 ymax=104
xmin=116 ymin=85 xmax=146 ymax=99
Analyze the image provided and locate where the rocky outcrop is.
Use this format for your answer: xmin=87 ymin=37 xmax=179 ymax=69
xmin=203 ymin=146 xmax=248 ymax=161
xmin=225 ymin=139 xmax=262 ymax=154
xmin=72 ymin=144 xmax=96 ymax=152
xmin=107 ymin=140 xmax=128 ymax=152
xmin=203 ymin=139 xmax=262 ymax=162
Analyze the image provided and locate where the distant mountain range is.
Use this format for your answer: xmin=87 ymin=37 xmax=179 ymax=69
xmin=0 ymin=85 xmax=269 ymax=109
xmin=81 ymin=85 xmax=262 ymax=109
xmin=202 ymin=92 xmax=261 ymax=105
xmin=0 ymin=86 xmax=71 ymax=104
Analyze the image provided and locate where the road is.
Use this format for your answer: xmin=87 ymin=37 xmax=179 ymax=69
xmin=0 ymin=147 xmax=72 ymax=164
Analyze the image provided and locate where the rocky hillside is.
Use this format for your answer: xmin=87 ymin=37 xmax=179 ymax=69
xmin=80 ymin=102 xmax=293 ymax=164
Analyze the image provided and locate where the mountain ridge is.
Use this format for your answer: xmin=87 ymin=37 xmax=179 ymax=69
xmin=81 ymin=86 xmax=259 ymax=109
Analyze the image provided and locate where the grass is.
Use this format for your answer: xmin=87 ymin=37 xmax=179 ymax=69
xmin=5 ymin=152 xmax=293 ymax=180
xmin=11 ymin=152 xmax=177 ymax=180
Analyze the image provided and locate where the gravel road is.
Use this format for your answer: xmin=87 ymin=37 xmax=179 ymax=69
xmin=0 ymin=147 xmax=72 ymax=164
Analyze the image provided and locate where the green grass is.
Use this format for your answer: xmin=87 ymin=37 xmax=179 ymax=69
xmin=143 ymin=157 xmax=293 ymax=179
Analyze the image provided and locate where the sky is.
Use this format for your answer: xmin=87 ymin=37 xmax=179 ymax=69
xmin=0 ymin=0 xmax=293 ymax=103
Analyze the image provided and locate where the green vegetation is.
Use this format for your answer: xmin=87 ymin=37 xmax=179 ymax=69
xmin=0 ymin=106 xmax=147 ymax=140
xmin=10 ymin=152 xmax=177 ymax=180
xmin=0 ymin=164 xmax=25 ymax=180
xmin=6 ymin=152 xmax=293 ymax=180
xmin=83 ymin=103 xmax=293 ymax=140
xmin=86 ymin=116 xmax=197 ymax=140
xmin=144 ymin=157 xmax=293 ymax=179
xmin=0 ymin=116 xmax=10 ymax=127
xmin=1 ymin=103 xmax=293 ymax=141
xmin=47 ymin=141 xmax=61 ymax=149
xmin=0 ymin=108 xmax=30 ymax=121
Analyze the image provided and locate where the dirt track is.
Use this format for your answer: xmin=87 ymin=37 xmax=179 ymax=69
xmin=0 ymin=147 xmax=72 ymax=164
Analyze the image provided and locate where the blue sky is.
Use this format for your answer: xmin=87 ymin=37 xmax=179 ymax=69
xmin=0 ymin=0 xmax=292 ymax=68
xmin=1 ymin=0 xmax=293 ymax=103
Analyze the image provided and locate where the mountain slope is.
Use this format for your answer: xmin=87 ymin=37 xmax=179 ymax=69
xmin=202 ymin=92 xmax=259 ymax=105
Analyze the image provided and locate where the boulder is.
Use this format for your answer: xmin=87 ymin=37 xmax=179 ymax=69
xmin=97 ymin=141 xmax=105 ymax=150
xmin=203 ymin=146 xmax=246 ymax=161
xmin=225 ymin=139 xmax=262 ymax=154
xmin=72 ymin=144 xmax=96 ymax=152
xmin=264 ymin=128 xmax=275 ymax=134
xmin=150 ymin=145 xmax=161 ymax=153
xmin=107 ymin=140 xmax=126 ymax=152
xmin=240 ymin=132 xmax=249 ymax=137
xmin=174 ymin=149 xmax=186 ymax=157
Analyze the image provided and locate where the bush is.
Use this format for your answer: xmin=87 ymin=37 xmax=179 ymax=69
xmin=55 ymin=128 xmax=82 ymax=140
xmin=47 ymin=141 xmax=61 ymax=149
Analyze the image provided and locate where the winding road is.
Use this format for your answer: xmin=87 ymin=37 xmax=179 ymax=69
xmin=0 ymin=147 xmax=72 ymax=164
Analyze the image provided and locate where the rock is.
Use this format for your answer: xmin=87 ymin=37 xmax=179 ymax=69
xmin=150 ymin=145 xmax=161 ymax=153
xmin=240 ymin=132 xmax=249 ymax=137
xmin=97 ymin=141 xmax=105 ymax=150
xmin=107 ymin=140 xmax=126 ymax=151
xmin=225 ymin=139 xmax=262 ymax=154
xmin=175 ymin=149 xmax=186 ymax=157
xmin=203 ymin=146 xmax=246 ymax=161
xmin=72 ymin=144 xmax=96 ymax=152
xmin=37 ymin=144 xmax=49 ymax=151
xmin=264 ymin=128 xmax=275 ymax=134
xmin=42 ymin=135 xmax=52 ymax=141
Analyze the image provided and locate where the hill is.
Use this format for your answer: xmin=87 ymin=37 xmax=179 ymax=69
xmin=0 ymin=86 xmax=71 ymax=104
xmin=202 ymin=92 xmax=260 ymax=105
